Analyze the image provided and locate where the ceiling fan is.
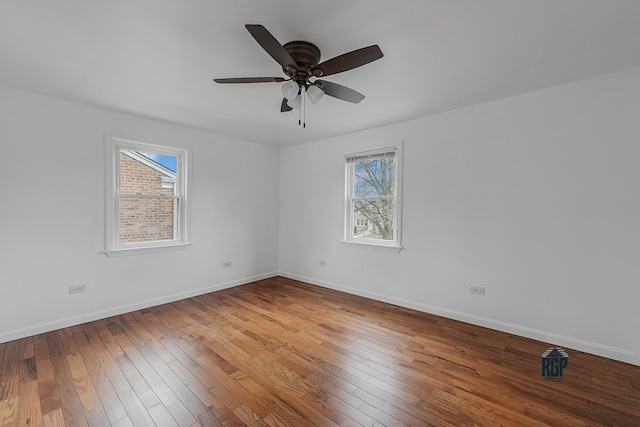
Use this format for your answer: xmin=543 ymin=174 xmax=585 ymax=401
xmin=214 ymin=25 xmax=383 ymax=125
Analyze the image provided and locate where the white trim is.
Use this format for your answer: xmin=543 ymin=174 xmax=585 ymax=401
xmin=0 ymin=272 xmax=278 ymax=344
xmin=102 ymin=242 xmax=192 ymax=257
xmin=344 ymin=140 xmax=404 ymax=250
xmin=104 ymin=132 xmax=189 ymax=255
xmin=5 ymin=269 xmax=638 ymax=367
xmin=340 ymin=240 xmax=403 ymax=253
xmin=278 ymin=271 xmax=640 ymax=367
xmin=118 ymin=194 xmax=179 ymax=200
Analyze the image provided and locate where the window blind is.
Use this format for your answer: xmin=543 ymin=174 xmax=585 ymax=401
xmin=346 ymin=147 xmax=396 ymax=163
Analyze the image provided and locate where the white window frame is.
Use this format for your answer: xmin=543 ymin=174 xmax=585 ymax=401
xmin=104 ymin=133 xmax=190 ymax=257
xmin=342 ymin=141 xmax=403 ymax=252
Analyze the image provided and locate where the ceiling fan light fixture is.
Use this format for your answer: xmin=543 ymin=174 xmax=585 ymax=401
xmin=281 ymin=81 xmax=299 ymax=100
xmin=306 ymin=85 xmax=324 ymax=104
xmin=286 ymin=94 xmax=301 ymax=109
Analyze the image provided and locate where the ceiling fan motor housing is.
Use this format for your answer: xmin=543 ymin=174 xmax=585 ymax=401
xmin=283 ymin=41 xmax=323 ymax=86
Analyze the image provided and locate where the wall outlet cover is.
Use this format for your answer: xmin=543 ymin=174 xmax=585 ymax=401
xmin=69 ymin=285 xmax=86 ymax=294
xmin=470 ymin=285 xmax=485 ymax=295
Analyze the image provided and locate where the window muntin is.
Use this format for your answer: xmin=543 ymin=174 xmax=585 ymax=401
xmin=105 ymin=135 xmax=188 ymax=256
xmin=345 ymin=145 xmax=402 ymax=250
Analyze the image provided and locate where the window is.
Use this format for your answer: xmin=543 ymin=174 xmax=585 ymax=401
xmin=355 ymin=218 xmax=368 ymax=227
xmin=343 ymin=143 xmax=403 ymax=252
xmin=104 ymin=134 xmax=189 ymax=256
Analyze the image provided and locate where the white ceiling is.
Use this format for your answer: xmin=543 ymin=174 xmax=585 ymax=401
xmin=2 ymin=1 xmax=640 ymax=147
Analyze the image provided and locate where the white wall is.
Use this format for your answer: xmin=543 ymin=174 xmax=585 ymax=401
xmin=3 ymin=66 xmax=640 ymax=367
xmin=278 ymin=67 xmax=640 ymax=366
xmin=0 ymin=86 xmax=280 ymax=342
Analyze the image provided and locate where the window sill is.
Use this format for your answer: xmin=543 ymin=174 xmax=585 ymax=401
xmin=103 ymin=242 xmax=191 ymax=257
xmin=340 ymin=240 xmax=403 ymax=253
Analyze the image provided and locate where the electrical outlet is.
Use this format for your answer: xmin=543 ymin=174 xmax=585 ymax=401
xmin=470 ymin=285 xmax=485 ymax=295
xmin=69 ymin=285 xmax=86 ymax=294
xmin=319 ymin=260 xmax=327 ymax=267
xmin=223 ymin=261 xmax=232 ymax=268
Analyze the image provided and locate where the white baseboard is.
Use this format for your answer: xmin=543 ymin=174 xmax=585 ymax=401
xmin=7 ymin=270 xmax=637 ymax=367
xmin=0 ymin=271 xmax=278 ymax=344
xmin=278 ymin=271 xmax=640 ymax=367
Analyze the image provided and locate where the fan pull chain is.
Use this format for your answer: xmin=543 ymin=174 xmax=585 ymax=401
xmin=303 ymin=87 xmax=306 ymax=128
xmin=298 ymin=89 xmax=301 ymax=126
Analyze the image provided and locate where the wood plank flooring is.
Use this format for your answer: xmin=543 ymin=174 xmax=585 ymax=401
xmin=1 ymin=276 xmax=639 ymax=426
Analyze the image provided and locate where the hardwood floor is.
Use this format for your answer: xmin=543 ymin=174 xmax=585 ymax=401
xmin=1 ymin=276 xmax=639 ymax=426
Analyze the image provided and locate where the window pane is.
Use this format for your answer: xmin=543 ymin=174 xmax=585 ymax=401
xmin=139 ymin=152 xmax=177 ymax=172
xmin=119 ymin=197 xmax=176 ymax=243
xmin=353 ymin=199 xmax=394 ymax=240
xmin=354 ymin=157 xmax=395 ymax=197
xmin=119 ymin=150 xmax=177 ymax=196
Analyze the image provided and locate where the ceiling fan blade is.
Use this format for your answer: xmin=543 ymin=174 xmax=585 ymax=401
xmin=214 ymin=77 xmax=285 ymax=84
xmin=280 ymin=98 xmax=293 ymax=112
xmin=312 ymin=45 xmax=383 ymax=77
xmin=315 ymin=80 xmax=365 ymax=103
xmin=245 ymin=24 xmax=298 ymax=71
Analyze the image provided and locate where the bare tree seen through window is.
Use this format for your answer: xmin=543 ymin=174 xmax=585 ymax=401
xmin=352 ymin=155 xmax=395 ymax=240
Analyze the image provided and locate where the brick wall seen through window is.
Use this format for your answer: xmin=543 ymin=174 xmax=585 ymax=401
xmin=118 ymin=152 xmax=176 ymax=243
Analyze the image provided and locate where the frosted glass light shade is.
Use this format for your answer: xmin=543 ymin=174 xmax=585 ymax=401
xmin=281 ymin=81 xmax=299 ymax=100
xmin=306 ymin=85 xmax=324 ymax=104
xmin=286 ymin=95 xmax=301 ymax=109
